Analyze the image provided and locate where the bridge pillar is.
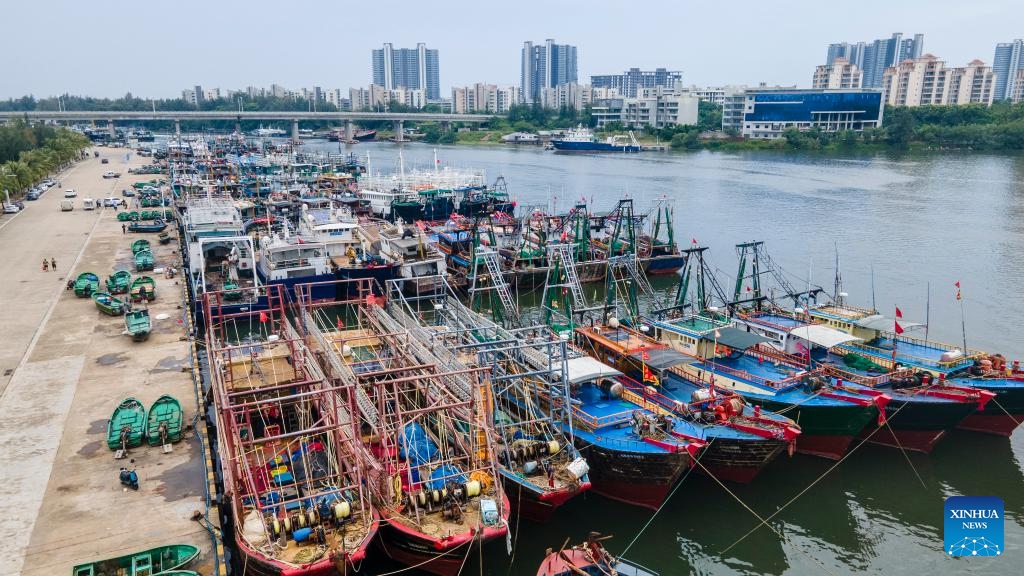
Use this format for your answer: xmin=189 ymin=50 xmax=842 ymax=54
xmin=292 ymin=119 xmax=300 ymax=142
xmin=345 ymin=120 xmax=355 ymax=141
xmin=108 ymin=121 xmax=116 ymax=138
xmin=174 ymin=119 xmax=181 ymax=138
xmin=441 ymin=121 xmax=452 ymax=133
xmin=235 ymin=116 xmax=242 ymax=135
xmin=393 ymin=120 xmax=405 ymax=142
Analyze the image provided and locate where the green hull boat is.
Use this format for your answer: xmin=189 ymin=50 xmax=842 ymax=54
xmin=128 ymin=219 xmax=167 ymax=233
xmin=134 ymin=250 xmax=155 ymax=272
xmin=73 ymin=272 xmax=100 ymax=297
xmin=106 ymin=397 xmax=146 ymax=451
xmin=130 ymin=276 xmax=156 ymax=302
xmin=72 ymin=543 xmax=199 ymax=576
xmin=131 ymin=239 xmax=151 ymax=254
xmin=125 ymin=310 xmax=151 ymax=342
xmin=92 ymin=292 xmax=126 ymax=316
xmin=147 ymin=394 xmax=183 ymax=446
xmin=106 ymin=270 xmax=131 ymax=294
xmin=117 ymin=211 xmax=139 ymax=222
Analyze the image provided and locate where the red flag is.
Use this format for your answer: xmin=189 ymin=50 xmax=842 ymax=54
xmin=955 ymin=281 xmax=961 ymax=288
xmin=337 ymin=317 xmax=343 ymax=330
xmin=895 ymin=307 xmax=903 ymax=319
xmin=894 ymin=320 xmax=904 ymax=335
xmin=259 ymin=311 xmax=268 ymax=323
xmin=955 ymin=281 xmax=962 ymax=301
xmin=642 ymin=364 xmax=660 ymax=385
xmin=691 ymin=237 xmax=698 ymax=245
xmin=641 ymin=350 xmax=651 ymax=361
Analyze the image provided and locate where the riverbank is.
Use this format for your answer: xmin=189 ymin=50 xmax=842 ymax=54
xmin=0 ymin=150 xmax=214 ymax=576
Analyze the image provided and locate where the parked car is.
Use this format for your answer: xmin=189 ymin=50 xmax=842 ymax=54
xmin=100 ymin=158 xmax=109 ymax=164
xmin=2 ymin=204 xmax=19 ymax=214
xmin=122 ymin=188 xmax=135 ymax=197
xmin=104 ymin=197 xmax=120 ymax=207
xmin=26 ymin=191 xmax=41 ymax=201
xmin=102 ymin=171 xmax=121 ymax=179
xmin=64 ymin=189 xmax=77 ymax=198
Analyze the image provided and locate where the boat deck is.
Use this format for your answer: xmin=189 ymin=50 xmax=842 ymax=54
xmin=716 ymin=354 xmax=805 ymax=381
xmin=0 ymin=150 xmax=215 ymax=576
xmin=571 ymin=384 xmax=674 ymax=453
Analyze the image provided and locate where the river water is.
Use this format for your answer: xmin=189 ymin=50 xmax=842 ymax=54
xmin=300 ymin=141 xmax=1023 ymax=575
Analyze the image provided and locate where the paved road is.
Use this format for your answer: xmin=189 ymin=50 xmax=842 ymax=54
xmin=0 ymin=149 xmax=212 ymax=575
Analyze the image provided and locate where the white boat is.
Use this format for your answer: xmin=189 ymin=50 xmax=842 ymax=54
xmin=377 ymin=219 xmax=447 ymax=294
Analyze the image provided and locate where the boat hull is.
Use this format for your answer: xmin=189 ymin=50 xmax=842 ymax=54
xmin=860 ymin=397 xmax=977 ymax=453
xmin=747 ymin=398 xmax=876 ymax=460
xmin=551 ymin=141 xmax=642 ymax=153
xmin=954 ymin=380 xmax=1024 ymax=436
xmin=644 ymin=254 xmax=686 ymax=275
xmin=575 ymin=442 xmax=690 ymax=510
xmin=378 ymin=518 xmax=505 ymax=576
xmin=698 ymin=438 xmax=788 ymax=484
xmin=501 ymin=474 xmax=589 ymax=523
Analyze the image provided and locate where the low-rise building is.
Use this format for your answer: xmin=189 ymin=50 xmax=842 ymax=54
xmin=812 ymin=58 xmax=863 ymax=89
xmin=451 ymin=84 xmax=519 ymax=114
xmin=728 ymin=89 xmax=884 ymax=139
xmin=592 ymin=87 xmax=698 ymax=129
xmin=881 ymin=55 xmax=995 ymax=106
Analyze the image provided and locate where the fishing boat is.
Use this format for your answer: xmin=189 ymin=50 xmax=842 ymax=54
xmin=549 ymin=125 xmax=642 ymax=153
xmin=130 ymin=276 xmax=156 ymax=302
xmin=131 ymin=239 xmax=151 ymax=254
xmin=92 ymin=292 xmax=126 ymax=316
xmin=134 ymin=250 xmax=155 ymax=272
xmin=73 ymin=272 xmax=100 ymax=297
xmin=125 ymin=309 xmax=151 ymax=341
xmin=72 ymin=543 xmax=199 ymax=576
xmin=537 ymin=533 xmax=657 ymax=576
xmin=377 ymin=219 xmax=447 ymax=295
xmin=128 ymin=219 xmax=167 ymax=233
xmin=204 ymin=286 xmax=378 ymax=575
xmin=146 ymin=394 xmax=183 ymax=446
xmin=574 ymin=322 xmax=800 ymax=484
xmin=106 ymin=397 xmax=147 ymax=451
xmin=106 ymin=270 xmax=132 ymax=294
xmin=375 ymin=278 xmax=591 ymax=523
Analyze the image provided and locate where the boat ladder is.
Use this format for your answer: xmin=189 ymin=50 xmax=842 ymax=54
xmin=469 ymin=248 xmax=520 ymax=327
xmin=614 ymin=253 xmax=655 ymax=297
xmin=549 ymin=242 xmax=588 ymax=311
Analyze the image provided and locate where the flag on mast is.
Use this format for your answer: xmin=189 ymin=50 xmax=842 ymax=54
xmin=955 ymin=280 xmax=962 ymax=301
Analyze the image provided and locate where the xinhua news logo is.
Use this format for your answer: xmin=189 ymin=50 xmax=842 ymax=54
xmin=944 ymin=496 xmax=1004 ymax=557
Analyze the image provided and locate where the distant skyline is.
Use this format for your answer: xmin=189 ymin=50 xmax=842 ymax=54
xmin=2 ymin=0 xmax=1022 ymax=100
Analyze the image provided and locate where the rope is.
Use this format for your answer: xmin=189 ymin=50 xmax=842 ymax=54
xmin=373 ymin=528 xmax=475 ymax=576
xmin=721 ymin=399 xmax=913 ymax=555
xmin=618 ymin=449 xmax=699 ymax=558
xmin=691 ymin=457 xmax=837 ymax=576
xmin=987 ymin=395 xmax=1022 ymax=427
xmin=883 ymin=417 xmax=927 ymax=489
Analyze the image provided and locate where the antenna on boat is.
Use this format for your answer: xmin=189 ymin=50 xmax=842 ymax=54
xmin=833 ymin=243 xmax=844 ymax=307
xmin=870 ymin=264 xmax=877 ymax=311
xmin=925 ymin=281 xmax=931 ymax=340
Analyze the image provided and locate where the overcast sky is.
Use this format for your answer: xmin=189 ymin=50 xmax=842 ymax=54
xmin=2 ymin=0 xmax=1021 ymax=100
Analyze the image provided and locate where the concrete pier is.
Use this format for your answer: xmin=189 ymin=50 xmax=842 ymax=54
xmin=345 ymin=119 xmax=355 ymax=141
xmin=0 ymin=152 xmax=214 ymax=575
xmin=174 ymin=119 xmax=181 ymax=138
xmin=292 ymin=119 xmax=300 ymax=141
xmin=393 ymin=119 xmax=405 ymax=142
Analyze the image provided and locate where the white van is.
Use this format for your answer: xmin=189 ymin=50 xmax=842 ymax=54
xmin=60 ymin=199 xmax=74 ymax=211
xmin=64 ymin=189 xmax=77 ymax=198
xmin=82 ymin=198 xmax=96 ymax=210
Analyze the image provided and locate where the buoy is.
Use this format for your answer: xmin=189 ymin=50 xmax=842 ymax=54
xmin=465 ymin=480 xmax=481 ymax=498
xmin=546 ymin=440 xmax=560 ymax=455
xmin=334 ymin=501 xmax=351 ymax=520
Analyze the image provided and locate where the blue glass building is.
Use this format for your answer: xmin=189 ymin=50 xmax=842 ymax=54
xmin=739 ymin=90 xmax=884 ymax=139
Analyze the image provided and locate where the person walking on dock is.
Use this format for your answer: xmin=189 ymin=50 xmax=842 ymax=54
xmin=122 ymin=223 xmax=127 ymax=234
xmin=42 ymin=259 xmax=48 ymax=272
xmin=50 ymin=258 xmax=56 ymax=271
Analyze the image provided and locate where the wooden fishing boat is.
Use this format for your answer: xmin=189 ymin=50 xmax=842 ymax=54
xmin=72 ymin=543 xmax=199 ymax=576
xmin=106 ymin=397 xmax=146 ymax=451
xmin=125 ymin=309 xmax=151 ymax=341
xmin=537 ymin=534 xmax=657 ymax=576
xmin=128 ymin=219 xmax=167 ymax=233
xmin=146 ymin=394 xmax=183 ymax=446
xmin=134 ymin=250 xmax=155 ymax=272
xmin=73 ymin=272 xmax=100 ymax=297
xmin=130 ymin=276 xmax=156 ymax=302
xmin=106 ymin=270 xmax=131 ymax=294
xmin=130 ymin=239 xmax=150 ymax=254
xmin=92 ymin=292 xmax=126 ymax=316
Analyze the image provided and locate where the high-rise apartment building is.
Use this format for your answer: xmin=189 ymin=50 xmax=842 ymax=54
xmin=371 ymin=43 xmax=440 ymax=100
xmin=827 ymin=33 xmax=924 ymax=88
xmin=881 ymin=55 xmax=995 ymax=107
xmin=813 ymin=58 xmax=863 ymax=89
xmin=591 ymin=68 xmax=681 ymax=98
xmin=993 ymin=40 xmax=1024 ymax=101
xmin=521 ymin=39 xmax=578 ymax=103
